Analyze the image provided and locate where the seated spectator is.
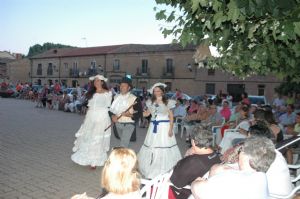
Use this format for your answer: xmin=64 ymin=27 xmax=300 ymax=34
xmin=173 ymin=99 xmax=187 ymax=118
xmin=220 ymin=100 xmax=231 ymax=122
xmin=219 ymin=120 xmax=250 ymax=154
xmin=72 ymin=148 xmax=141 ymax=199
xmin=221 ymin=122 xmax=292 ymax=198
xmin=279 ymin=104 xmax=297 ymax=128
xmin=184 ymin=103 xmax=208 ymax=123
xmin=285 ymin=112 xmax=300 ymax=164
xmin=187 ymin=100 xmax=199 ymax=115
xmin=264 ymin=110 xmax=284 ymax=143
xmin=170 ymin=127 xmax=221 ymax=199
xmin=101 ymin=147 xmax=141 ymax=199
xmin=201 ymin=104 xmax=223 ymax=127
xmin=241 ymin=92 xmax=251 ymax=106
xmin=191 ymin=136 xmax=271 ymax=199
xmin=58 ymin=90 xmax=70 ymax=111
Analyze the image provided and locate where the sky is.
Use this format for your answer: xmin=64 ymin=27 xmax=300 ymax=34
xmin=0 ymin=0 xmax=174 ymax=55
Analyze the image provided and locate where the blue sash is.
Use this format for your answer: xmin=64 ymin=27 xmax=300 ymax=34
xmin=151 ymin=120 xmax=170 ymax=133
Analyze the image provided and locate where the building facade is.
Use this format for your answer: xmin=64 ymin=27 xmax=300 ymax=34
xmin=30 ymin=44 xmax=282 ymax=102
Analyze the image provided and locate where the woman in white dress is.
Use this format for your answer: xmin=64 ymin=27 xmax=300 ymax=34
xmin=138 ymin=83 xmax=182 ymax=179
xmin=71 ymin=75 xmax=112 ymax=169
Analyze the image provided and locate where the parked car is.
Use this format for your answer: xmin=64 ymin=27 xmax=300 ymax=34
xmin=0 ymin=85 xmax=16 ymax=98
xmin=248 ymin=95 xmax=268 ymax=106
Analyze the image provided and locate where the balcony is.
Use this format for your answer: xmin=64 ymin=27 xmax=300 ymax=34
xmin=69 ymin=69 xmax=79 ymax=78
xmin=136 ymin=67 xmax=150 ymax=77
xmin=161 ymin=67 xmax=174 ymax=78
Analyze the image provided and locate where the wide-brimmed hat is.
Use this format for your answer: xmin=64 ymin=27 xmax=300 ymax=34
xmin=148 ymin=82 xmax=167 ymax=94
xmin=89 ymin=75 xmax=108 ymax=82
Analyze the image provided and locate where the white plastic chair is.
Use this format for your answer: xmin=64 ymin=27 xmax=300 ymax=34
xmin=140 ymin=171 xmax=173 ymax=199
xmin=173 ymin=116 xmax=184 ymax=135
xmin=211 ymin=117 xmax=225 ymax=147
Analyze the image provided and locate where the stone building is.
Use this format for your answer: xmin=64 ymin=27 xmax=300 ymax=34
xmin=0 ymin=51 xmax=16 ymax=81
xmin=29 ymin=44 xmax=282 ymax=102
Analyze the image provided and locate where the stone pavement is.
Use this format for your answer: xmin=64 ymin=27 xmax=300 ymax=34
xmin=0 ymin=98 xmax=188 ymax=199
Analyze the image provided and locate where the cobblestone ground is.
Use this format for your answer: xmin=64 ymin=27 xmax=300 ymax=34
xmin=0 ymin=98 xmax=188 ymax=199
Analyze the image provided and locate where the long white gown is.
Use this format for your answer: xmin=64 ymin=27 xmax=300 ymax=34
xmin=138 ymin=99 xmax=182 ymax=179
xmin=71 ymin=91 xmax=112 ymax=167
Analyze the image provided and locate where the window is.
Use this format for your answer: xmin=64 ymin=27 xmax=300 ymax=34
xmin=47 ymin=63 xmax=53 ymax=75
xmin=141 ymin=59 xmax=148 ymax=73
xmin=37 ymin=64 xmax=42 ymax=75
xmin=64 ymin=63 xmax=68 ymax=70
xmin=206 ymin=83 xmax=215 ymax=94
xmin=166 ymin=59 xmax=173 ymax=73
xmin=207 ymin=69 xmax=215 ymax=76
xmin=165 ymin=82 xmax=172 ymax=92
xmin=91 ymin=60 xmax=96 ymax=69
xmin=113 ymin=59 xmax=120 ymax=71
xmin=258 ymin=84 xmax=265 ymax=96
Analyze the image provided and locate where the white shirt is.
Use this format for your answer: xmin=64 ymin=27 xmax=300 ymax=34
xmin=173 ymin=105 xmax=187 ymax=117
xmin=273 ymin=98 xmax=285 ymax=107
xmin=192 ymin=170 xmax=269 ymax=199
xmin=267 ymin=150 xmax=293 ymax=198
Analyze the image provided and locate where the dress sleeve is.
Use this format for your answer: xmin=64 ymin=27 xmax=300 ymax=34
xmin=167 ymin=99 xmax=176 ymax=109
xmin=106 ymin=91 xmax=112 ymax=107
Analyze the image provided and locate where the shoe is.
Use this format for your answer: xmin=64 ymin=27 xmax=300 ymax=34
xmin=90 ymin=166 xmax=96 ymax=170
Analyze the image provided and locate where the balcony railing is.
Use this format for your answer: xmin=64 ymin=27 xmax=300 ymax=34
xmin=136 ymin=67 xmax=150 ymax=77
xmin=69 ymin=69 xmax=79 ymax=78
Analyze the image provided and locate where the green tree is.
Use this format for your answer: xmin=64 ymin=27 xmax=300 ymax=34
xmin=27 ymin=42 xmax=76 ymax=57
xmin=155 ymin=0 xmax=300 ymax=82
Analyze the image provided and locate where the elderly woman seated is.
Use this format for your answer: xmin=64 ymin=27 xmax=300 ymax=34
xmin=170 ymin=126 xmax=221 ymax=199
xmin=191 ymin=136 xmax=273 ymax=199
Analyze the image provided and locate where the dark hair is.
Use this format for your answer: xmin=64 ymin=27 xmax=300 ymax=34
xmin=86 ymin=80 xmax=108 ymax=100
xmin=264 ymin=110 xmax=277 ymax=125
xmin=241 ymin=105 xmax=250 ymax=112
xmin=151 ymin=86 xmax=168 ymax=105
xmin=242 ymin=92 xmax=248 ymax=98
xmin=253 ymin=109 xmax=265 ymax=121
xmin=288 ymin=104 xmax=295 ymax=110
xmin=297 ymin=112 xmax=300 ymax=117
xmin=248 ymin=121 xmax=272 ymax=138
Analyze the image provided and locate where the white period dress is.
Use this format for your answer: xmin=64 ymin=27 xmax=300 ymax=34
xmin=71 ymin=91 xmax=112 ymax=167
xmin=138 ymin=99 xmax=182 ymax=179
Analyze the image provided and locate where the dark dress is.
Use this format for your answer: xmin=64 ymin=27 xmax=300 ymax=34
xmin=170 ymin=152 xmax=221 ymax=199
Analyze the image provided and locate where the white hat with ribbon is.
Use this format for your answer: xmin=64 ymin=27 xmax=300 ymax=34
xmin=148 ymin=82 xmax=167 ymax=94
xmin=89 ymin=75 xmax=108 ymax=82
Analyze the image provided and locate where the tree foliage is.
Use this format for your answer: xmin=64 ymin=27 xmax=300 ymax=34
xmin=27 ymin=42 xmax=76 ymax=57
xmin=155 ymin=0 xmax=300 ymax=82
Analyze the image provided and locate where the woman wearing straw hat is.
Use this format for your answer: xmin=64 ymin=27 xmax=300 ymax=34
xmin=71 ymin=75 xmax=112 ymax=169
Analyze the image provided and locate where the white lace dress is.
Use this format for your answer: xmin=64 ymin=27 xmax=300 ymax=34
xmin=71 ymin=91 xmax=112 ymax=167
xmin=138 ymin=99 xmax=182 ymax=179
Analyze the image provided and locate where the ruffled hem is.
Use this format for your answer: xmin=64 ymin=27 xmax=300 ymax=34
xmin=138 ymin=144 xmax=182 ymax=179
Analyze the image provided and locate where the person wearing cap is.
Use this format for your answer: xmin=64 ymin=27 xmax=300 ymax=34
xmin=110 ymin=77 xmax=142 ymax=148
xmin=71 ymin=75 xmax=112 ymax=169
xmin=138 ymin=83 xmax=182 ymax=179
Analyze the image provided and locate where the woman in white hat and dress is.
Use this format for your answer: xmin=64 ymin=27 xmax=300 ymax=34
xmin=138 ymin=83 xmax=182 ymax=179
xmin=71 ymin=75 xmax=112 ymax=169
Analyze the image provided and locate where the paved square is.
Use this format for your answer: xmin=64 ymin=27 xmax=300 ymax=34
xmin=0 ymin=98 xmax=188 ymax=199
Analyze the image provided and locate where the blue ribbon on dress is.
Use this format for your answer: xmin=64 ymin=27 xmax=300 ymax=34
xmin=151 ymin=120 xmax=170 ymax=133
